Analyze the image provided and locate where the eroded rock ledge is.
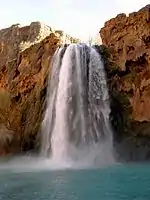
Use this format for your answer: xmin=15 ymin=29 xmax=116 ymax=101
xmin=100 ymin=4 xmax=150 ymax=160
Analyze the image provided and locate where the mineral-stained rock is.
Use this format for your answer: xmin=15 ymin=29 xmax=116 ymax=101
xmin=0 ymin=21 xmax=54 ymax=71
xmin=0 ymin=31 xmax=60 ymax=155
xmin=0 ymin=21 xmax=79 ymax=155
xmin=100 ymin=5 xmax=150 ymax=160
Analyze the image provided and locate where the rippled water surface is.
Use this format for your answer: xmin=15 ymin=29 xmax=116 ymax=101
xmin=0 ymin=161 xmax=150 ymax=200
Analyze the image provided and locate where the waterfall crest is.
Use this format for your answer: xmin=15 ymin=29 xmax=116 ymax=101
xmin=41 ymin=44 xmax=114 ymax=167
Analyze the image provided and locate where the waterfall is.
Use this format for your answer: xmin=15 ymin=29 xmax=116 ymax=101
xmin=41 ymin=44 xmax=114 ymax=167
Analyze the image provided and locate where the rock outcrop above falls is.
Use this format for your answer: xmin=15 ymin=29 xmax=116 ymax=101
xmin=0 ymin=21 xmax=54 ymax=63
xmin=0 ymin=21 xmax=79 ymax=63
xmin=55 ymin=30 xmax=80 ymax=44
xmin=100 ymin=5 xmax=150 ymax=160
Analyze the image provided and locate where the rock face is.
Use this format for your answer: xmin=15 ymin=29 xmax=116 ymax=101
xmin=100 ymin=5 xmax=150 ymax=160
xmin=0 ymin=22 xmax=80 ymax=155
xmin=0 ymin=22 xmax=54 ymax=69
xmin=55 ymin=30 xmax=80 ymax=44
xmin=0 ymin=22 xmax=78 ymax=72
xmin=0 ymin=28 xmax=60 ymax=155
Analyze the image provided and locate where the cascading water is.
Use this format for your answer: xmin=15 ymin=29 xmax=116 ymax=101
xmin=41 ymin=44 xmax=114 ymax=167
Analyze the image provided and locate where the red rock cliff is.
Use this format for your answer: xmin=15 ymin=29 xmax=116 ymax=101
xmin=99 ymin=4 xmax=150 ymax=160
xmin=0 ymin=22 xmax=79 ymax=155
xmin=100 ymin=5 xmax=150 ymax=123
xmin=0 ymin=27 xmax=60 ymax=155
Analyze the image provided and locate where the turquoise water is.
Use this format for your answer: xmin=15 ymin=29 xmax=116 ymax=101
xmin=0 ymin=163 xmax=150 ymax=199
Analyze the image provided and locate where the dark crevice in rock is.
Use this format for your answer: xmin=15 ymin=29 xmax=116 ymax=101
xmin=143 ymin=36 xmax=150 ymax=47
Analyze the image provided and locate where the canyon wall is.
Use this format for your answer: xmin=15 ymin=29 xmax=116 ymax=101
xmin=100 ymin=4 xmax=150 ymax=160
xmin=0 ymin=22 xmax=80 ymax=155
xmin=0 ymin=5 xmax=149 ymax=159
xmin=0 ymin=22 xmax=53 ymax=68
xmin=0 ymin=23 xmax=61 ymax=155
